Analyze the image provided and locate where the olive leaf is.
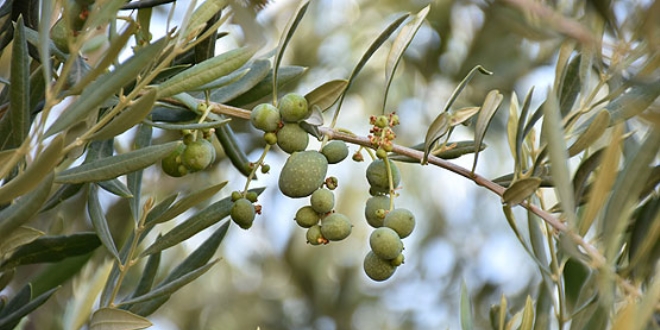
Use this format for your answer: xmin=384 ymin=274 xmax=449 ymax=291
xmin=209 ymin=59 xmax=271 ymax=103
xmin=157 ymin=47 xmax=255 ymax=98
xmin=514 ymin=88 xmax=535 ymax=176
xmin=9 ymin=17 xmax=29 ymax=149
xmin=558 ymin=55 xmax=581 ymax=116
xmin=422 ymin=112 xmax=450 ymax=165
xmin=89 ymin=307 xmax=152 ymax=330
xmin=89 ymin=88 xmax=158 ymax=141
xmin=450 ymin=107 xmax=481 ymax=126
xmin=55 ymin=141 xmax=181 ymax=184
xmin=145 ymin=181 xmax=228 ymax=226
xmin=606 ymin=79 xmax=660 ymax=125
xmin=519 ymin=296 xmax=535 ymax=330
xmin=305 ymin=79 xmax=348 ymax=113
xmin=0 ymin=285 xmax=59 ymax=330
xmin=128 ymin=123 xmax=153 ymax=223
xmin=97 ymin=179 xmax=133 ymax=198
xmin=472 ymin=89 xmax=503 ymax=173
xmin=185 ymin=0 xmax=227 ymax=37
xmin=87 ymin=184 xmax=120 ymax=261
xmin=189 ymin=66 xmax=250 ymax=92
xmin=228 ymin=65 xmax=307 ymax=107
xmin=541 ymin=92 xmax=576 ymax=223
xmin=215 ymin=124 xmax=253 ymax=177
xmin=333 ymin=13 xmax=409 ymax=121
xmin=272 ymin=0 xmax=310 ymax=104
xmin=0 ymin=173 xmax=55 ymax=237
xmin=460 ymin=280 xmax=474 ymax=330
xmin=45 ymin=37 xmax=167 ymax=137
xmin=143 ymin=118 xmax=231 ymax=131
xmin=0 ymin=233 xmax=101 ymax=271
xmin=383 ymin=5 xmax=429 ymax=111
xmin=502 ymin=177 xmax=542 ymax=205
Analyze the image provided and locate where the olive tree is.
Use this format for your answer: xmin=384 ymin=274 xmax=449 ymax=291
xmin=0 ymin=0 xmax=658 ymax=329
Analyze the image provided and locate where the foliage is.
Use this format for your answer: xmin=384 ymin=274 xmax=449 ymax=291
xmin=0 ymin=0 xmax=659 ymax=329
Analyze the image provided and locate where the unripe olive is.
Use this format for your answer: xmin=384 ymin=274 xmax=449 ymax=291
xmin=383 ymin=208 xmax=415 ymax=239
xmin=376 ymin=147 xmax=387 ymax=159
xmin=250 ymin=103 xmax=281 ymax=132
xmin=231 ymin=198 xmax=255 ymax=229
xmin=363 ymin=251 xmax=396 ymax=281
xmin=310 ymin=188 xmax=334 ymax=214
xmin=321 ymin=141 xmax=349 ymax=164
xmin=231 ymin=191 xmax=242 ymax=202
xmin=364 ymin=195 xmax=391 ymax=228
xmin=320 ymin=213 xmax=352 ymax=241
xmin=246 ymin=191 xmax=259 ymax=203
xmin=279 ymin=93 xmax=309 ymax=122
xmin=306 ymin=225 xmax=326 ymax=245
xmin=295 ymin=206 xmax=320 ymax=228
xmin=279 ymin=151 xmax=328 ymax=198
xmin=261 ymin=164 xmax=271 ymax=174
xmin=182 ymin=139 xmax=216 ymax=172
xmin=276 ymin=123 xmax=309 ymax=154
xmin=264 ymin=132 xmax=277 ymax=145
xmin=366 ymin=159 xmax=401 ymax=192
xmin=369 ymin=227 xmax=403 ymax=260
xmin=390 ymin=253 xmax=405 ymax=267
xmin=374 ymin=115 xmax=389 ymax=128
xmin=162 ymin=143 xmax=187 ymax=177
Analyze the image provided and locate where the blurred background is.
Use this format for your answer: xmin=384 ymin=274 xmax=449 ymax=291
xmin=20 ymin=0 xmax=654 ymax=328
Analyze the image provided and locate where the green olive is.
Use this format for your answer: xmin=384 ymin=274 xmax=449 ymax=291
xmin=276 ymin=123 xmax=309 ymax=154
xmin=250 ymin=103 xmax=281 ymax=132
xmin=279 ymin=93 xmax=309 ymax=122
xmin=162 ymin=143 xmax=187 ymax=177
xmin=321 ymin=141 xmax=349 ymax=164
xmin=278 ymin=151 xmax=328 ymax=198
xmin=366 ymin=159 xmax=401 ymax=193
xmin=310 ymin=188 xmax=335 ymax=214
xmin=369 ymin=227 xmax=403 ymax=260
xmin=231 ymin=198 xmax=256 ymax=229
xmin=383 ymin=208 xmax=415 ymax=239
xmin=364 ymin=195 xmax=391 ymax=228
xmin=295 ymin=206 xmax=320 ymax=228
xmin=320 ymin=213 xmax=352 ymax=241
xmin=363 ymin=251 xmax=396 ymax=281
xmin=181 ymin=139 xmax=216 ymax=172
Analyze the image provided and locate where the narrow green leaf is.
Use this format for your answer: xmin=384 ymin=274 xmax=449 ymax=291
xmin=422 ymin=112 xmax=450 ymax=164
xmin=0 ymin=233 xmax=101 ymax=271
xmin=142 ymin=188 xmax=263 ymax=256
xmin=541 ymin=92 xmax=576 ymax=224
xmin=84 ymin=0 xmax=126 ymax=32
xmin=144 ymin=193 xmax=179 ymax=224
xmin=334 ymin=13 xmax=409 ymax=117
xmin=567 ymin=110 xmax=610 ymax=157
xmin=55 ymin=141 xmax=181 ymax=184
xmin=514 ymin=88 xmax=535 ymax=175
xmin=143 ymin=118 xmax=230 ymax=131
xmin=273 ymin=0 xmax=310 ymax=103
xmin=391 ymin=140 xmax=485 ymax=162
xmin=502 ymin=177 xmax=542 ymax=205
xmin=228 ymin=65 xmax=307 ymax=106
xmin=0 ymin=226 xmax=44 ymax=257
xmin=0 ymin=173 xmax=54 ymax=237
xmin=460 ymin=280 xmax=474 ymax=330
xmin=564 ymin=257 xmax=592 ymax=313
xmin=450 ymin=107 xmax=481 ymax=126
xmin=88 ymin=185 xmax=120 ymax=261
xmin=558 ymin=55 xmax=581 ymax=116
xmin=129 ymin=250 xmax=161 ymax=300
xmin=157 ymin=47 xmax=255 ymax=99
xmin=472 ymin=89 xmax=503 ymax=173
xmin=129 ymin=221 xmax=230 ymax=316
xmin=383 ymin=5 xmax=429 ymax=111
xmin=606 ymin=80 xmax=660 ymax=125
xmin=305 ymin=80 xmax=348 ymax=113
xmin=90 ymin=88 xmax=158 ymax=141
xmin=0 ymin=286 xmax=59 ymax=330
xmin=214 ymin=124 xmax=253 ymax=177
xmin=185 ymin=0 xmax=228 ymax=37
xmin=519 ymin=296 xmax=535 ymax=330
xmin=97 ymin=179 xmax=133 ymax=198
xmin=45 ymin=37 xmax=167 ymax=137
xmin=89 ymin=307 xmax=152 ymax=330
xmin=38 ymin=0 xmax=53 ymax=87
xmin=189 ymin=67 xmax=250 ymax=92
xmin=119 ymin=260 xmax=217 ymax=307
xmin=602 ymin=128 xmax=660 ymax=262
xmin=444 ymin=65 xmax=492 ymax=115
xmin=128 ymin=123 xmax=153 ymax=223
xmin=9 ymin=17 xmax=30 ymax=148
xmin=533 ymin=279 xmax=553 ymax=330
xmin=571 ymin=149 xmax=603 ymax=208
xmin=146 ymin=181 xmax=228 ymax=226
xmin=209 ymin=59 xmax=271 ymax=103
xmin=0 ymin=283 xmax=31 ymax=320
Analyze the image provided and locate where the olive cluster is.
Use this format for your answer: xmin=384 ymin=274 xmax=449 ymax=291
xmin=250 ymin=93 xmax=311 ymax=154
xmin=361 ymin=114 xmax=416 ymax=281
xmin=162 ymin=133 xmax=216 ymax=177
